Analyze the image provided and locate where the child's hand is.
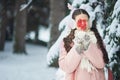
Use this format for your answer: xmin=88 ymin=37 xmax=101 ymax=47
xmin=73 ymin=36 xmax=83 ymax=45
xmin=75 ymin=44 xmax=84 ymax=54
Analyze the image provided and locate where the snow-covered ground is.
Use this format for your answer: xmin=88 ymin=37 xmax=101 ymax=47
xmin=0 ymin=41 xmax=57 ymax=80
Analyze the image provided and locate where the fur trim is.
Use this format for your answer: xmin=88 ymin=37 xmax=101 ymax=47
xmin=80 ymin=57 xmax=98 ymax=72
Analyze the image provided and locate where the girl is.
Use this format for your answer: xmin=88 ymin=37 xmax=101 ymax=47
xmin=58 ymin=9 xmax=109 ymax=80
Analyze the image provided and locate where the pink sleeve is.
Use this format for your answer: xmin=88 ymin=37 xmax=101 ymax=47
xmin=58 ymin=41 xmax=81 ymax=73
xmin=83 ymin=43 xmax=105 ymax=69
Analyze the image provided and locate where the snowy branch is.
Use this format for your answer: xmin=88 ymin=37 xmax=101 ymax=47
xmin=20 ymin=0 xmax=32 ymax=11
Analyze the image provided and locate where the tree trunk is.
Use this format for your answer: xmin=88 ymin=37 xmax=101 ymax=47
xmin=0 ymin=0 xmax=8 ymax=51
xmin=13 ymin=0 xmax=27 ymax=54
xmin=34 ymin=28 xmax=39 ymax=43
xmin=48 ymin=0 xmax=65 ymax=48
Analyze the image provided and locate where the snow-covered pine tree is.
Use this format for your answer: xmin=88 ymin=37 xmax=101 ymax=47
xmin=104 ymin=0 xmax=120 ymax=79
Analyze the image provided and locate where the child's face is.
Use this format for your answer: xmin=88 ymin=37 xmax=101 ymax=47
xmin=75 ymin=14 xmax=89 ymax=31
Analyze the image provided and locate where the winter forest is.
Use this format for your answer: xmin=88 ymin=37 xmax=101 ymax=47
xmin=0 ymin=0 xmax=120 ymax=80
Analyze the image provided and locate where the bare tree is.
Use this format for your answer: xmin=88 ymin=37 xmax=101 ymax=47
xmin=13 ymin=0 xmax=27 ymax=54
xmin=0 ymin=0 xmax=8 ymax=51
xmin=48 ymin=0 xmax=65 ymax=48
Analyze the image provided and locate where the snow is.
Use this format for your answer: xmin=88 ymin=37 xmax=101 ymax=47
xmin=109 ymin=18 xmax=118 ymax=34
xmin=113 ymin=0 xmax=120 ymax=10
xmin=0 ymin=41 xmax=57 ymax=80
xmin=89 ymin=0 xmax=97 ymax=3
xmin=58 ymin=15 xmax=75 ymax=31
xmin=116 ymin=24 xmax=120 ymax=36
xmin=72 ymin=0 xmax=84 ymax=7
xmin=47 ymin=26 xmax=72 ymax=65
xmin=104 ymin=8 xmax=120 ymax=59
xmin=94 ymin=5 xmax=103 ymax=14
xmin=80 ymin=3 xmax=93 ymax=12
xmin=20 ymin=0 xmax=32 ymax=11
xmin=55 ymin=69 xmax=65 ymax=80
xmin=26 ymin=26 xmax=50 ymax=43
xmin=26 ymin=31 xmax=35 ymax=40
xmin=38 ymin=26 xmax=50 ymax=42
xmin=112 ymin=0 xmax=120 ymax=18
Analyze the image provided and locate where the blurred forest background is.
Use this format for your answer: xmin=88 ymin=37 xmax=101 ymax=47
xmin=0 ymin=0 xmax=67 ymax=53
xmin=0 ymin=0 xmax=120 ymax=80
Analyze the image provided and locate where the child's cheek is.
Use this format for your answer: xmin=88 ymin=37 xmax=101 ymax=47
xmin=77 ymin=19 xmax=87 ymax=31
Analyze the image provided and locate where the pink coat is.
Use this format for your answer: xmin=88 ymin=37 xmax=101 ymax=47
xmin=58 ymin=41 xmax=105 ymax=80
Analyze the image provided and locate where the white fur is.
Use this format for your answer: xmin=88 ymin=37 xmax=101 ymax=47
xmin=73 ymin=30 xmax=97 ymax=49
xmin=73 ymin=30 xmax=98 ymax=72
xmin=80 ymin=58 xmax=98 ymax=72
